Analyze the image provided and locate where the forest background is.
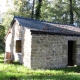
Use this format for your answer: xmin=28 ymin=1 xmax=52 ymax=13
xmin=0 ymin=0 xmax=80 ymax=51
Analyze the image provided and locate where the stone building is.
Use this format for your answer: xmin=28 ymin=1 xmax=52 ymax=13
xmin=5 ymin=16 xmax=80 ymax=69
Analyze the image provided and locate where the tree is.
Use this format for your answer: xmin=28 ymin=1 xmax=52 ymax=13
xmin=12 ymin=0 xmax=32 ymax=18
xmin=31 ymin=0 xmax=35 ymax=19
xmin=35 ymin=0 xmax=42 ymax=19
xmin=72 ymin=0 xmax=80 ymax=26
xmin=46 ymin=0 xmax=80 ymax=26
xmin=69 ymin=0 xmax=73 ymax=24
xmin=2 ymin=0 xmax=33 ymax=33
xmin=0 ymin=25 xmax=5 ymax=39
xmin=2 ymin=0 xmax=80 ymax=27
xmin=36 ymin=0 xmax=57 ymax=21
xmin=50 ymin=0 xmax=70 ymax=23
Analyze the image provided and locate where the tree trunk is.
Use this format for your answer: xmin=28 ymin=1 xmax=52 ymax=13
xmin=35 ymin=0 xmax=42 ymax=19
xmin=70 ymin=0 xmax=73 ymax=24
xmin=31 ymin=0 xmax=35 ymax=19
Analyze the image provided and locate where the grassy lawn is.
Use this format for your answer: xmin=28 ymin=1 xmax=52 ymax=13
xmin=0 ymin=52 xmax=80 ymax=80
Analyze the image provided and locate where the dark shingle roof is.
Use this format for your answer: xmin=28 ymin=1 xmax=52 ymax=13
xmin=13 ymin=16 xmax=80 ymax=36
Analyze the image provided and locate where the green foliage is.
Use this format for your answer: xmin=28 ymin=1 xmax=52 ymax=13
xmin=0 ymin=40 xmax=5 ymax=52
xmin=2 ymin=14 xmax=13 ymax=33
xmin=2 ymin=0 xmax=80 ymax=28
xmin=39 ymin=0 xmax=80 ymax=26
xmin=19 ymin=0 xmax=32 ymax=18
xmin=2 ymin=0 xmax=32 ymax=34
xmin=0 ymin=25 xmax=5 ymax=52
xmin=0 ymin=25 xmax=5 ymax=39
xmin=40 ymin=0 xmax=53 ymax=21
xmin=52 ymin=0 xmax=80 ymax=25
xmin=13 ymin=0 xmax=32 ymax=18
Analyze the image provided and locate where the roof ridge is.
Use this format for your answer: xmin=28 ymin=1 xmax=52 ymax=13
xmin=14 ymin=16 xmax=33 ymax=20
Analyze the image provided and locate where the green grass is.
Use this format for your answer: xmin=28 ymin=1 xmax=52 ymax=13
xmin=0 ymin=52 xmax=80 ymax=80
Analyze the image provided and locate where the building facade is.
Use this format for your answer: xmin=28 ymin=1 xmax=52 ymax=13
xmin=5 ymin=16 xmax=80 ymax=69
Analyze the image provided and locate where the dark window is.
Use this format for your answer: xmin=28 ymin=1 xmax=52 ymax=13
xmin=16 ymin=40 xmax=22 ymax=53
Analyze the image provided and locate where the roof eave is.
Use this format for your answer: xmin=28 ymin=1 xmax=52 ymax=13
xmin=31 ymin=30 xmax=80 ymax=37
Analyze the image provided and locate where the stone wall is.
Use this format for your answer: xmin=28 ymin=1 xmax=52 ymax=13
xmin=31 ymin=33 xmax=80 ymax=69
xmin=6 ymin=21 xmax=24 ymax=63
xmin=12 ymin=22 xmax=24 ymax=63
xmin=23 ymin=28 xmax=32 ymax=69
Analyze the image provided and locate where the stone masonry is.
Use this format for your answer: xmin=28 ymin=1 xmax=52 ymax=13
xmin=5 ymin=20 xmax=24 ymax=63
xmin=30 ymin=33 xmax=80 ymax=69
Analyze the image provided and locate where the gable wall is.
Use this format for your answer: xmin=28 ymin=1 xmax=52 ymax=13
xmin=31 ymin=34 xmax=80 ymax=69
xmin=5 ymin=21 xmax=24 ymax=63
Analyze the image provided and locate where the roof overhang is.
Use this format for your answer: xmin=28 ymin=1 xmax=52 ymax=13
xmin=31 ymin=30 xmax=80 ymax=37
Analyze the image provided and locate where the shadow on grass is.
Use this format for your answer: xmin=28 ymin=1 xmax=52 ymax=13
xmin=0 ymin=55 xmax=4 ymax=63
xmin=13 ymin=61 xmax=22 ymax=65
xmin=0 ymin=56 xmax=4 ymax=59
xmin=0 ymin=71 xmax=80 ymax=80
xmin=54 ymin=66 xmax=80 ymax=73
xmin=19 ymin=75 xmax=80 ymax=80
xmin=0 ymin=72 xmax=18 ymax=80
xmin=0 ymin=61 xmax=4 ymax=63
xmin=9 ymin=76 xmax=18 ymax=80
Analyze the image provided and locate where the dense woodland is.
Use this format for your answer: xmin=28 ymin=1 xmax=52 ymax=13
xmin=0 ymin=0 xmax=80 ymax=51
xmin=2 ymin=0 xmax=80 ymax=32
